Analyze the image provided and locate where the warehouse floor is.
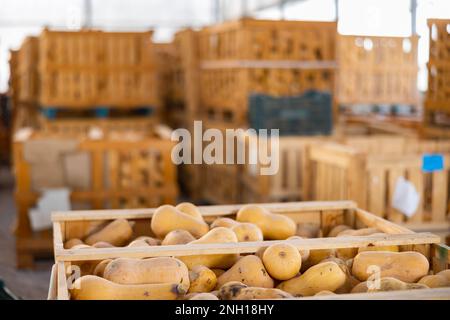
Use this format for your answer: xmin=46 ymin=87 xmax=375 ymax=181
xmin=0 ymin=166 xmax=51 ymax=300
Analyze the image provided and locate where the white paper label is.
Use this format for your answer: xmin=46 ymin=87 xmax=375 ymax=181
xmin=28 ymin=189 xmax=71 ymax=232
xmin=392 ymin=176 xmax=420 ymax=218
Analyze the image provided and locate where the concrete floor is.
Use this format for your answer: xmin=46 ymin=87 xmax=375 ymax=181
xmin=0 ymin=166 xmax=52 ymax=300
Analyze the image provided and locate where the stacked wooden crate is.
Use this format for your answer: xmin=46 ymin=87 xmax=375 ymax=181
xmin=196 ymin=19 xmax=337 ymax=204
xmin=337 ymin=35 xmax=419 ymax=115
xmin=13 ymin=131 xmax=178 ymax=268
xmin=308 ymin=135 xmax=450 ymax=240
xmin=199 ymin=18 xmax=337 ymax=128
xmin=423 ymin=19 xmax=450 ymax=138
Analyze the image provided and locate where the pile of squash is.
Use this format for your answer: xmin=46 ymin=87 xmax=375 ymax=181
xmin=65 ymin=203 xmax=450 ymax=300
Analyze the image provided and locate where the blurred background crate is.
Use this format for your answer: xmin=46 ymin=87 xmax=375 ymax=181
xmin=424 ymin=19 xmax=450 ymax=138
xmin=309 ymin=136 xmax=450 ymax=240
xmin=12 ymin=131 xmax=177 ymax=268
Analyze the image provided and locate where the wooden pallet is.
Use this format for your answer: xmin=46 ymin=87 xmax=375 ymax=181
xmin=309 ymin=139 xmax=450 ymax=235
xmin=428 ymin=19 xmax=450 ymax=65
xmin=13 ymin=136 xmax=178 ymax=268
xmin=337 ymin=35 xmax=419 ymax=106
xmin=38 ymin=117 xmax=158 ymax=138
xmin=46 ymin=200 xmax=448 ymax=299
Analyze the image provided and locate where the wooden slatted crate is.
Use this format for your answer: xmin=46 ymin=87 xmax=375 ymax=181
xmin=309 ymin=138 xmax=450 ymax=238
xmin=423 ymin=19 xmax=450 ymax=136
xmin=198 ymin=18 xmax=337 ymax=128
xmin=37 ymin=29 xmax=159 ymax=109
xmin=17 ymin=36 xmax=39 ymax=104
xmin=46 ymin=201 xmax=449 ymax=300
xmin=13 ymin=136 xmax=177 ymax=268
xmin=337 ymin=35 xmax=419 ymax=106
xmin=240 ymin=135 xmax=330 ymax=203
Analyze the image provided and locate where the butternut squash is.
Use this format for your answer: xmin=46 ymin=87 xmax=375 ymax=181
xmin=218 ymin=282 xmax=292 ymax=300
xmin=65 ymin=238 xmax=84 ymax=249
xmin=70 ymin=275 xmax=185 ymax=300
xmin=211 ymin=269 xmax=226 ymax=278
xmin=93 ymin=259 xmax=112 ymax=277
xmin=92 ymin=241 xmax=115 ymax=248
xmin=352 ymin=251 xmax=429 ymax=283
xmin=179 ymin=227 xmax=239 ymax=269
xmin=321 ymin=257 xmax=360 ymax=294
xmin=236 ymin=205 xmax=296 ymax=240
xmin=262 ymin=243 xmax=301 ymax=280
xmin=176 ymin=202 xmax=203 ymax=220
xmin=84 ymin=219 xmax=133 ymax=247
xmin=278 ymin=261 xmax=346 ymax=296
xmin=211 ymin=217 xmax=240 ymax=229
xmin=161 ymin=229 xmax=196 ymax=246
xmin=287 ymin=236 xmax=310 ymax=262
xmin=314 ymin=290 xmax=336 ymax=296
xmin=189 ymin=293 xmax=219 ymax=300
xmin=151 ymin=205 xmax=209 ymax=239
xmin=327 ymin=225 xmax=351 ymax=237
xmin=103 ymin=257 xmax=190 ymax=291
xmin=231 ymin=223 xmax=263 ymax=242
xmin=437 ymin=269 xmax=450 ymax=282
xmin=188 ymin=265 xmax=217 ymax=293
xmin=217 ymin=255 xmax=274 ymax=288
xmin=351 ymin=277 xmax=428 ymax=293
xmin=127 ymin=237 xmax=160 ymax=248
xmin=335 ymin=228 xmax=383 ymax=260
xmin=302 ymin=249 xmax=335 ymax=270
xmin=418 ymin=275 xmax=450 ymax=288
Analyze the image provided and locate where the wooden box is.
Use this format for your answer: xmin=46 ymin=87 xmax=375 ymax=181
xmin=309 ymin=137 xmax=450 ymax=237
xmin=48 ymin=201 xmax=449 ymax=299
xmin=337 ymin=35 xmax=419 ymax=106
xmin=13 ymin=136 xmax=177 ymax=268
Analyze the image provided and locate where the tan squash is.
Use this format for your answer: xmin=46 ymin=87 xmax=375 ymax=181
xmin=352 ymin=251 xmax=429 ymax=283
xmin=176 ymin=202 xmax=203 ymax=220
xmin=327 ymin=225 xmax=351 ymax=237
xmin=189 ymin=293 xmax=219 ymax=300
xmin=179 ymin=227 xmax=239 ymax=269
xmin=262 ymin=243 xmax=301 ymax=280
xmin=161 ymin=229 xmax=196 ymax=246
xmin=321 ymin=257 xmax=360 ymax=294
xmin=93 ymin=259 xmax=113 ymax=277
xmin=314 ymin=290 xmax=336 ymax=296
xmin=351 ymin=277 xmax=429 ymax=293
xmin=218 ymin=282 xmax=292 ymax=300
xmin=278 ymin=261 xmax=346 ymax=297
xmin=188 ymin=265 xmax=217 ymax=293
xmin=231 ymin=223 xmax=263 ymax=242
xmin=84 ymin=219 xmax=133 ymax=247
xmin=70 ymin=275 xmax=185 ymax=300
xmin=127 ymin=237 xmax=160 ymax=248
xmin=211 ymin=269 xmax=226 ymax=278
xmin=437 ymin=269 xmax=450 ymax=282
xmin=92 ymin=241 xmax=115 ymax=248
xmin=211 ymin=217 xmax=240 ymax=229
xmin=65 ymin=238 xmax=84 ymax=249
xmin=418 ymin=275 xmax=450 ymax=288
xmin=236 ymin=205 xmax=296 ymax=240
xmin=335 ymin=228 xmax=383 ymax=260
xmin=217 ymin=255 xmax=274 ymax=288
xmin=151 ymin=205 xmax=209 ymax=239
xmin=287 ymin=236 xmax=310 ymax=262
xmin=302 ymin=248 xmax=335 ymax=270
xmin=103 ymin=257 xmax=190 ymax=290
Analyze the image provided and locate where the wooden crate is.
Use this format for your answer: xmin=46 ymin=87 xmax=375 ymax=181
xmin=200 ymin=66 xmax=336 ymax=127
xmin=240 ymin=136 xmax=330 ymax=203
xmin=47 ymin=200 xmax=449 ymax=300
xmin=13 ymin=136 xmax=177 ymax=268
xmin=337 ymin=35 xmax=419 ymax=106
xmin=199 ymin=19 xmax=336 ymax=61
xmin=37 ymin=29 xmax=159 ymax=108
xmin=202 ymin=164 xmax=241 ymax=204
xmin=309 ymin=138 xmax=450 ymax=236
xmin=428 ymin=19 xmax=450 ymax=65
xmin=17 ymin=36 xmax=39 ymax=104
xmin=198 ymin=18 xmax=337 ymax=128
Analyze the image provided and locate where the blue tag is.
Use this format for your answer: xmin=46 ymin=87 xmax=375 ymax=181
xmin=422 ymin=154 xmax=444 ymax=172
